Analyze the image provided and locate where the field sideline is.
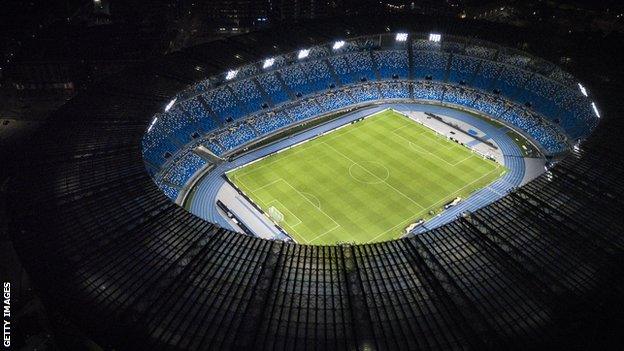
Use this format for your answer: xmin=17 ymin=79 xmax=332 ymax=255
xmin=227 ymin=109 xmax=506 ymax=245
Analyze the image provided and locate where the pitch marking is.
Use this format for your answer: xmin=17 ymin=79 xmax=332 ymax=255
xmin=322 ymin=142 xmax=424 ymax=211
xmin=266 ymin=199 xmax=302 ymax=227
xmin=300 ymin=191 xmax=321 ymax=209
xmin=348 ymin=161 xmax=390 ymax=184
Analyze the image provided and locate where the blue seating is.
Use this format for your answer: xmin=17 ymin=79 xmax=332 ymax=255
xmin=443 ymin=86 xmax=477 ymax=108
xmin=280 ymin=65 xmax=310 ymax=95
xmin=287 ymin=99 xmax=323 ymax=121
xmin=164 ymin=151 xmax=207 ymax=187
xmin=343 ymin=51 xmax=376 ymax=82
xmin=316 ymin=90 xmax=354 ymax=111
xmin=379 ymin=81 xmax=410 ymax=99
xmin=412 ymin=39 xmax=440 ymax=51
xmin=448 ymin=54 xmax=479 ymax=84
xmin=412 ymin=51 xmax=449 ymax=81
xmin=215 ymin=123 xmax=257 ymax=151
xmin=179 ymin=98 xmax=217 ymax=132
xmin=203 ymin=139 xmax=225 ymax=155
xmin=205 ymin=86 xmax=247 ymax=122
xmin=328 ymin=56 xmax=355 ymax=85
xmin=520 ymin=75 xmax=561 ymax=121
xmin=155 ymin=179 xmax=180 ymax=200
xmin=472 ymin=95 xmax=507 ymax=118
xmin=249 ymin=111 xmax=292 ymax=136
xmin=498 ymin=51 xmax=532 ymax=69
xmin=257 ymin=72 xmax=291 ymax=106
xmin=281 ymin=60 xmax=334 ymax=97
xmin=373 ymin=51 xmax=408 ymax=79
xmin=299 ymin=60 xmax=334 ymax=93
xmin=144 ymin=41 xmax=601 ymax=182
xmin=230 ymin=78 xmax=266 ymax=114
xmin=494 ymin=65 xmax=530 ymax=97
xmin=471 ymin=60 xmax=502 ymax=91
xmin=465 ymin=45 xmax=496 ymax=60
xmin=347 ymin=84 xmax=382 ymax=104
xmin=413 ymin=82 xmax=443 ymax=101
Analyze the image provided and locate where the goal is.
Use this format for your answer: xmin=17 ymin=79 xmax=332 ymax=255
xmin=268 ymin=206 xmax=284 ymax=223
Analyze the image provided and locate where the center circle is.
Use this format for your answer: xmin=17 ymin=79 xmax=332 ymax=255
xmin=348 ymin=161 xmax=390 ymax=184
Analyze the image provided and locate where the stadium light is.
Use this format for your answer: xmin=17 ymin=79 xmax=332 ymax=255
xmin=225 ymin=69 xmax=238 ymax=80
xmin=332 ymin=40 xmax=345 ymax=50
xmin=591 ymin=102 xmax=601 ymax=118
xmin=395 ymin=32 xmax=408 ymax=42
xmin=298 ymin=49 xmax=310 ymax=59
xmin=147 ymin=117 xmax=158 ymax=132
xmin=263 ymin=57 xmax=275 ymax=69
xmin=164 ymin=97 xmax=177 ymax=112
xmin=578 ymin=83 xmax=588 ymax=97
xmin=429 ymin=33 xmax=442 ymax=42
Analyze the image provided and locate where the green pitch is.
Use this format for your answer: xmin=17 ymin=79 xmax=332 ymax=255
xmin=227 ymin=109 xmax=506 ymax=245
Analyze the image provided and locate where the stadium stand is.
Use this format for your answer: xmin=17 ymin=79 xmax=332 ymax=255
xmin=373 ymin=50 xmax=409 ymax=79
xmin=256 ymin=72 xmax=291 ymax=106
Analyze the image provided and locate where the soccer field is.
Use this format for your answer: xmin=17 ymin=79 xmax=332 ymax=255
xmin=227 ymin=109 xmax=506 ymax=245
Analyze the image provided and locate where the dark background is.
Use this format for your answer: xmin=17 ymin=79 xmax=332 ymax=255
xmin=1 ymin=1 xmax=622 ymax=349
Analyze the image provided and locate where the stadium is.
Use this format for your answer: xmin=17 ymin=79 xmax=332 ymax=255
xmin=7 ymin=14 xmax=624 ymax=350
xmin=143 ymin=31 xmax=597 ymax=246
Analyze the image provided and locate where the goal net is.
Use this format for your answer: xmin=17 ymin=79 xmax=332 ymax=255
xmin=268 ymin=206 xmax=284 ymax=223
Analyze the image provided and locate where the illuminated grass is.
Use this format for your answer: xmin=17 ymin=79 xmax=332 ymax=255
xmin=228 ymin=109 xmax=506 ymax=244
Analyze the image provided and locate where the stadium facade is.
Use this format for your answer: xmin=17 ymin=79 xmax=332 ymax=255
xmin=9 ymin=16 xmax=624 ymax=350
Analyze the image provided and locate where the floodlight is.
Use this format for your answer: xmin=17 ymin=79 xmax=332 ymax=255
xmin=225 ymin=69 xmax=238 ymax=80
xmin=395 ymin=32 xmax=408 ymax=42
xmin=578 ymin=83 xmax=588 ymax=97
xmin=591 ymin=102 xmax=600 ymax=118
xmin=332 ymin=40 xmax=345 ymax=50
xmin=147 ymin=117 xmax=158 ymax=132
xmin=298 ymin=49 xmax=310 ymax=59
xmin=263 ymin=57 xmax=275 ymax=69
xmin=164 ymin=97 xmax=177 ymax=112
xmin=429 ymin=33 xmax=442 ymax=42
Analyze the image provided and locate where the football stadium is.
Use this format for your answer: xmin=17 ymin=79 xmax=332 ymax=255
xmin=144 ymin=31 xmax=594 ymax=246
xmin=6 ymin=12 xmax=624 ymax=351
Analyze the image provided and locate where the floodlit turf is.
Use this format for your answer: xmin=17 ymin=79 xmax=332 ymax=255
xmin=227 ymin=109 xmax=506 ymax=245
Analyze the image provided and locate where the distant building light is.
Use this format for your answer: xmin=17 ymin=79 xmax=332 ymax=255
xmin=429 ymin=33 xmax=442 ymax=42
xmin=225 ymin=70 xmax=238 ymax=80
xmin=263 ymin=57 xmax=275 ymax=69
xmin=591 ymin=102 xmax=601 ymax=118
xmin=297 ymin=49 xmax=310 ymax=59
xmin=165 ymin=97 xmax=177 ymax=112
xmin=578 ymin=83 xmax=588 ymax=97
xmin=147 ymin=117 xmax=158 ymax=132
xmin=395 ymin=32 xmax=408 ymax=42
xmin=332 ymin=40 xmax=345 ymax=50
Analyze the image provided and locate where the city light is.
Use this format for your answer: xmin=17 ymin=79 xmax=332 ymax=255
xmin=395 ymin=32 xmax=408 ymax=42
xmin=225 ymin=70 xmax=238 ymax=80
xmin=429 ymin=33 xmax=442 ymax=42
xmin=263 ymin=57 xmax=275 ymax=69
xmin=578 ymin=83 xmax=588 ymax=97
xmin=332 ymin=40 xmax=345 ymax=50
xmin=165 ymin=97 xmax=177 ymax=112
xmin=591 ymin=102 xmax=601 ymax=118
xmin=298 ymin=49 xmax=310 ymax=59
